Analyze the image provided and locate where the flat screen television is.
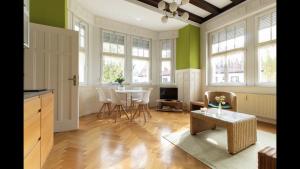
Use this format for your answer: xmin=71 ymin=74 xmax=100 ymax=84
xmin=160 ymin=87 xmax=178 ymax=100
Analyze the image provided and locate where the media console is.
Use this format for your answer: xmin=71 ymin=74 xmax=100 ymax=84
xmin=156 ymin=99 xmax=183 ymax=112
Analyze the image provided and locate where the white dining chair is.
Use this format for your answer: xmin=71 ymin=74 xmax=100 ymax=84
xmin=96 ymin=88 xmax=112 ymax=119
xmin=110 ymin=89 xmax=130 ymax=123
xmin=128 ymin=87 xmax=143 ymax=111
xmin=132 ymin=88 xmax=153 ymax=123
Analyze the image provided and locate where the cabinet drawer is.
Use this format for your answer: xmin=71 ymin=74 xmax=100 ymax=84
xmin=24 ymin=141 xmax=40 ymax=169
xmin=24 ymin=96 xmax=41 ymax=121
xmin=24 ymin=109 xmax=41 ymax=158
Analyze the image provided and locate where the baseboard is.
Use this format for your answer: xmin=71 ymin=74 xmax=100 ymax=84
xmin=257 ymin=116 xmax=276 ymax=125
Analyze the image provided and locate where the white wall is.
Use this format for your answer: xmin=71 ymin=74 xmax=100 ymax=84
xmin=199 ymin=0 xmax=276 ymax=100
xmin=68 ymin=0 xmax=180 ymax=116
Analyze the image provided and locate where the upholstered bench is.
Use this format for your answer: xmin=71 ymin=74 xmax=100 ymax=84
xmin=258 ymin=146 xmax=276 ymax=169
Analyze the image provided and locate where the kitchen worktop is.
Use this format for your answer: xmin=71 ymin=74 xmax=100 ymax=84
xmin=24 ymin=89 xmax=54 ymax=99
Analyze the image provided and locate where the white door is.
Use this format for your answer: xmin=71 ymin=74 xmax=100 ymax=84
xmin=24 ymin=23 xmax=79 ymax=132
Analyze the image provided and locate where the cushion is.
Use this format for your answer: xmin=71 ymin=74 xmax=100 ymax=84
xmin=208 ymin=102 xmax=232 ymax=109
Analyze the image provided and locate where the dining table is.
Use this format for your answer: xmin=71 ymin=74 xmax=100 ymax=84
xmin=115 ymin=89 xmax=148 ymax=110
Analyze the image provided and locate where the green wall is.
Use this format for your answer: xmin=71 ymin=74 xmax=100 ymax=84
xmin=176 ymin=24 xmax=201 ymax=70
xmin=30 ymin=0 xmax=68 ymax=28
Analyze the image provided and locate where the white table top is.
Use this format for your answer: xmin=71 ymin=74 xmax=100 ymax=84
xmin=191 ymin=108 xmax=256 ymax=123
xmin=115 ymin=89 xmax=147 ymax=93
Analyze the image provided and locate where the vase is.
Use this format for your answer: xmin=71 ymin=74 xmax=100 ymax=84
xmin=218 ymin=102 xmax=222 ymax=115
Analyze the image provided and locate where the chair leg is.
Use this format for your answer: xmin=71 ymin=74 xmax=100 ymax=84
xmin=97 ymin=103 xmax=106 ymax=119
xmin=108 ymin=103 xmax=112 ymax=116
xmin=121 ymin=105 xmax=130 ymax=120
xmin=142 ymin=105 xmax=147 ymax=123
xmin=110 ymin=105 xmax=118 ymax=123
xmin=146 ymin=104 xmax=152 ymax=118
xmin=132 ymin=106 xmax=139 ymax=121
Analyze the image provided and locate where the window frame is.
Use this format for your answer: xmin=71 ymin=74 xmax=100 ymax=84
xmin=131 ymin=36 xmax=152 ymax=84
xmin=207 ymin=20 xmax=247 ymax=86
xmin=100 ymin=30 xmax=127 ymax=84
xmin=73 ymin=16 xmax=89 ymax=86
xmin=160 ymin=39 xmax=175 ymax=84
xmin=254 ymin=8 xmax=276 ymax=87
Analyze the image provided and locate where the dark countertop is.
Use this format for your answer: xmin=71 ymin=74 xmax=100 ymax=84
xmin=24 ymin=89 xmax=54 ymax=99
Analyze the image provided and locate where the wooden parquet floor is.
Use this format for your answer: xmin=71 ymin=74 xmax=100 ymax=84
xmin=43 ymin=110 xmax=276 ymax=169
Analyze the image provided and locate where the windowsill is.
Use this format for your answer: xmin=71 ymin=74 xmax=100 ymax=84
xmin=208 ymin=83 xmax=246 ymax=87
xmin=255 ymin=83 xmax=276 ymax=88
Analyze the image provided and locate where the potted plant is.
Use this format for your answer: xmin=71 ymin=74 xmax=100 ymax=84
xmin=115 ymin=75 xmax=125 ymax=90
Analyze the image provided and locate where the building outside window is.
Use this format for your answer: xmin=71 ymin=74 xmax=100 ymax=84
xmin=101 ymin=31 xmax=126 ymax=83
xmin=132 ymin=37 xmax=151 ymax=83
xmin=257 ymin=10 xmax=276 ymax=85
xmin=160 ymin=39 xmax=174 ymax=84
xmin=208 ymin=21 xmax=246 ymax=85
xmin=73 ymin=17 xmax=88 ymax=85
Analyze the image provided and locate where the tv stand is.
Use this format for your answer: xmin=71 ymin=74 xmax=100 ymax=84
xmin=156 ymin=99 xmax=183 ymax=112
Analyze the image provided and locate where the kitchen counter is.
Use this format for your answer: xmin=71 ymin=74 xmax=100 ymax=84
xmin=24 ymin=89 xmax=54 ymax=99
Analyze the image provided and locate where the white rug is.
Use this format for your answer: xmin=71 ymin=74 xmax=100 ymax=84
xmin=163 ymin=127 xmax=276 ymax=169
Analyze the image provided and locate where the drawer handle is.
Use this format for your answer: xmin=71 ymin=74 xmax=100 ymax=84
xmin=38 ymin=108 xmax=41 ymax=112
xmin=38 ymin=137 xmax=41 ymax=141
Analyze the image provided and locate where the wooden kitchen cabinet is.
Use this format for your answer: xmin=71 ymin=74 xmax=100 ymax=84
xmin=24 ymin=141 xmax=40 ymax=169
xmin=24 ymin=90 xmax=54 ymax=169
xmin=41 ymin=92 xmax=54 ymax=166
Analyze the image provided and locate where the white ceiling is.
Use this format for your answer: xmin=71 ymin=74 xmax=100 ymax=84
xmin=77 ymin=0 xmax=188 ymax=31
xmin=204 ymin=0 xmax=232 ymax=9
xmin=180 ymin=3 xmax=211 ymax=18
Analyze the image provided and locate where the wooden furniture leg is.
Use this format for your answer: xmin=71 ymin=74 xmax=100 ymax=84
xmin=227 ymin=118 xmax=257 ymax=154
xmin=121 ymin=105 xmax=130 ymax=120
xmin=146 ymin=104 xmax=152 ymax=118
xmin=97 ymin=103 xmax=106 ymax=119
xmin=190 ymin=115 xmax=216 ymax=135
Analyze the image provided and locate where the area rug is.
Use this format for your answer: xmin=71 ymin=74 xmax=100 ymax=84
xmin=163 ymin=128 xmax=276 ymax=169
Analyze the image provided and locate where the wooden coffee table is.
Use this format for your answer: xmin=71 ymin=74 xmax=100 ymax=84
xmin=190 ymin=108 xmax=257 ymax=154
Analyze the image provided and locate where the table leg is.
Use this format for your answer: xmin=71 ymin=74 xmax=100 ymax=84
xmin=227 ymin=118 xmax=257 ymax=154
xmin=190 ymin=114 xmax=216 ymax=135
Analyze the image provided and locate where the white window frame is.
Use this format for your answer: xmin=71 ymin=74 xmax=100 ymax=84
xmin=73 ymin=16 xmax=88 ymax=86
xmin=207 ymin=21 xmax=247 ymax=86
xmin=254 ymin=8 xmax=276 ymax=87
xmin=131 ymin=36 xmax=152 ymax=84
xmin=100 ymin=30 xmax=126 ymax=84
xmin=159 ymin=39 xmax=175 ymax=84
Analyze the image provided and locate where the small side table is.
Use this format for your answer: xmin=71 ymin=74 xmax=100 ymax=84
xmin=190 ymin=101 xmax=205 ymax=111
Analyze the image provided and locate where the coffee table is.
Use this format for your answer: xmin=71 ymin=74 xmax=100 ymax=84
xmin=190 ymin=108 xmax=257 ymax=154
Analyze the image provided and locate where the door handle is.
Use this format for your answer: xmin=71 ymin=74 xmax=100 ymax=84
xmin=68 ymin=75 xmax=77 ymax=86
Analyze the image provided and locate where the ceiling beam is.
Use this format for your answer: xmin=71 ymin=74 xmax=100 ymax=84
xmin=188 ymin=0 xmax=220 ymax=15
xmin=136 ymin=0 xmax=204 ymax=24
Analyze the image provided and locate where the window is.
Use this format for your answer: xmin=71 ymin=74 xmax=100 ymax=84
xmin=101 ymin=31 xmax=125 ymax=83
xmin=132 ymin=37 xmax=151 ymax=83
xmin=208 ymin=21 xmax=246 ymax=85
xmin=160 ymin=39 xmax=174 ymax=83
xmin=74 ymin=18 xmax=88 ymax=85
xmin=257 ymin=11 xmax=276 ymax=85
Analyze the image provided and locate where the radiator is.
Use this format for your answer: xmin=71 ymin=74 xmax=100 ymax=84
xmin=236 ymin=93 xmax=276 ymax=120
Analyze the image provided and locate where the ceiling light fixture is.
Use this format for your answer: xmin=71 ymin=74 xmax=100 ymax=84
xmin=158 ymin=0 xmax=190 ymax=23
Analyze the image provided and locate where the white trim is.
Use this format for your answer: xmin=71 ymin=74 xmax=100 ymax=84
xmin=207 ymin=20 xmax=247 ymax=86
xmin=254 ymin=8 xmax=276 ymax=87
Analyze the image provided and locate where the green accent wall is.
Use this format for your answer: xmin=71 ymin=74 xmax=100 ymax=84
xmin=30 ymin=0 xmax=68 ymax=28
xmin=176 ymin=24 xmax=201 ymax=70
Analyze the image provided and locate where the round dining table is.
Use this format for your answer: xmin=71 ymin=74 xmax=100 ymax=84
xmin=115 ymin=89 xmax=148 ymax=110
